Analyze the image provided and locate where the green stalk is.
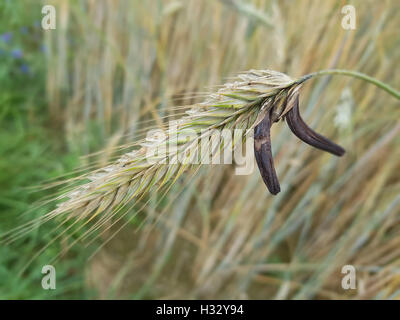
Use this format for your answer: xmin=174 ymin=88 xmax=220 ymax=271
xmin=299 ymin=69 xmax=400 ymax=100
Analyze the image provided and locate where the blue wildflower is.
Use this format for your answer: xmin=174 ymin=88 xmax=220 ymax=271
xmin=20 ymin=64 xmax=31 ymax=75
xmin=0 ymin=32 xmax=12 ymax=43
xmin=20 ymin=27 xmax=29 ymax=35
xmin=40 ymin=44 xmax=47 ymax=53
xmin=11 ymin=48 xmax=23 ymax=59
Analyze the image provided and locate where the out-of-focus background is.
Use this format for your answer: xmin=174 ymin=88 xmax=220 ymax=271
xmin=0 ymin=0 xmax=399 ymax=299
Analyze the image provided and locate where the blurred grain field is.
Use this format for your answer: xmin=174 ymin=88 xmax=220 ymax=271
xmin=0 ymin=0 xmax=399 ymax=299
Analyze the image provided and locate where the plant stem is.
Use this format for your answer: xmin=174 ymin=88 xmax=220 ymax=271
xmin=300 ymin=69 xmax=400 ymax=100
